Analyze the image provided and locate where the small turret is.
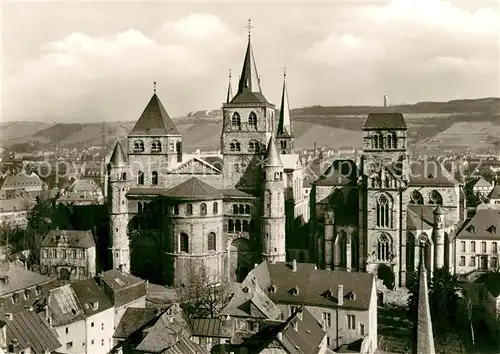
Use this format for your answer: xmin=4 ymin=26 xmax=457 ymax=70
xmin=433 ymin=206 xmax=445 ymax=269
xmin=261 ymin=136 xmax=286 ymax=263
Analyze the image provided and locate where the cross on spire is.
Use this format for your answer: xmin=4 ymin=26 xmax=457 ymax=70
xmin=229 ymin=69 xmax=232 ymax=80
xmin=246 ymin=19 xmax=253 ymax=39
xmin=153 ymin=81 xmax=157 ymax=94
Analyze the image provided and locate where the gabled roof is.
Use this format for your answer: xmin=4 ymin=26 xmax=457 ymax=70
xmin=1 ymin=172 xmax=45 ymax=190
xmin=409 ymin=159 xmax=458 ymax=187
xmin=109 ymin=141 xmax=127 ymax=166
xmin=0 ymin=262 xmax=52 ymax=297
xmin=41 ymin=230 xmax=95 ymax=248
xmin=314 ymin=159 xmax=358 ymax=186
xmin=130 ymin=93 xmax=180 ymax=136
xmin=362 ymin=112 xmax=407 ymax=130
xmin=247 ymin=261 xmax=374 ymax=310
xmin=113 ymin=307 xmax=159 ymax=339
xmin=412 ymin=262 xmax=436 ymax=354
xmin=164 ymin=177 xmax=223 ymax=201
xmin=189 ymin=317 xmax=234 ymax=338
xmin=4 ymin=310 xmax=61 ymax=354
xmin=488 ymin=185 xmax=500 ymax=199
xmin=264 ymin=136 xmax=283 ymax=167
xmin=67 ymin=178 xmax=101 ymax=193
xmin=70 ymin=278 xmax=113 ymax=317
xmin=101 ymin=269 xmax=144 ymax=290
xmin=277 ymin=73 xmax=293 ymax=137
xmin=471 ymin=177 xmax=492 ymax=189
xmin=455 ymin=209 xmax=500 ymax=240
xmin=48 ymin=284 xmax=86 ymax=327
xmin=230 ymin=36 xmax=268 ymax=104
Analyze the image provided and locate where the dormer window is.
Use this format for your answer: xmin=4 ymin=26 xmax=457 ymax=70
xmin=489 ymin=226 xmax=497 ymax=234
xmin=24 ymin=289 xmax=31 ymax=300
xmin=345 ymin=292 xmax=356 ymax=301
xmin=290 ymin=286 xmax=299 ymax=296
xmin=468 ymin=225 xmax=476 ymax=233
xmin=35 ymin=285 xmax=42 ymax=296
xmin=242 ymin=286 xmax=249 ymax=293
xmin=268 ymin=284 xmax=277 ymax=294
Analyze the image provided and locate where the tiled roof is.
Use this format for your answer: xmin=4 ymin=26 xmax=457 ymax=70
xmin=1 ymin=172 xmax=45 ymax=189
xmin=70 ymin=278 xmax=113 ymax=317
xmin=101 ymin=269 xmax=144 ymax=290
xmin=0 ymin=263 xmax=52 ymax=297
xmin=109 ymin=141 xmax=128 ymax=166
xmin=471 ymin=177 xmax=492 ymax=189
xmin=221 ymin=280 xmax=281 ymax=320
xmin=231 ymin=91 xmax=269 ymax=104
xmin=264 ymin=136 xmax=283 ymax=167
xmin=100 ymin=269 xmax=146 ymax=307
xmin=41 ymin=229 xmax=95 ymax=248
xmin=488 ymin=185 xmax=500 ymax=199
xmin=200 ymin=156 xmax=223 ymax=171
xmin=475 ymin=273 xmax=500 ymax=298
xmin=189 ymin=318 xmax=234 ymax=338
xmin=48 ymin=284 xmax=86 ymax=326
xmin=362 ymin=112 xmax=407 ymax=130
xmin=4 ymin=310 xmax=61 ymax=354
xmin=412 ymin=263 xmax=436 ymax=354
xmin=314 ymin=159 xmax=358 ymax=186
xmin=239 ymin=307 xmax=325 ymax=354
xmin=113 ymin=307 xmax=159 ymax=339
xmin=164 ymin=177 xmax=223 ymax=201
xmin=247 ymin=262 xmax=374 ymax=310
xmin=135 ymin=311 xmax=192 ymax=353
xmin=67 ymin=178 xmax=101 ymax=193
xmin=162 ymin=337 xmax=208 ymax=354
xmin=221 ymin=189 xmax=256 ymax=199
xmin=125 ymin=187 xmax=167 ymax=197
xmin=455 ymin=209 xmax=500 ymax=240
xmin=130 ymin=93 xmax=180 ymax=136
xmin=409 ymin=159 xmax=458 ymax=187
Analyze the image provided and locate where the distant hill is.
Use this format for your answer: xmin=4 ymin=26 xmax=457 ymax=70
xmin=1 ymin=97 xmax=499 ymax=154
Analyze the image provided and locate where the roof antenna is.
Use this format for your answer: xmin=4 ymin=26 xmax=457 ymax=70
xmin=153 ymin=81 xmax=157 ymax=94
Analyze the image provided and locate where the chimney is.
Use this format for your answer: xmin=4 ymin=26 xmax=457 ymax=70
xmin=296 ymin=308 xmax=303 ymax=321
xmin=338 ymin=285 xmax=344 ymax=306
xmin=383 ymin=95 xmax=388 ymax=108
xmin=277 ymin=332 xmax=283 ymax=341
xmin=254 ymin=263 xmax=259 ymax=269
xmin=292 ymin=259 xmax=297 ymax=272
xmin=5 ymin=313 xmax=13 ymax=321
xmin=92 ymin=301 xmax=99 ymax=311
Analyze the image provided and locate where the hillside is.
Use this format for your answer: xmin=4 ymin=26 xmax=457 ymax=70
xmin=1 ymin=97 xmax=499 ymax=153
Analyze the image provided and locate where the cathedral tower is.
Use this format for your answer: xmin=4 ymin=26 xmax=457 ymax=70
xmin=261 ymin=136 xmax=286 ymax=263
xmin=361 ymin=111 xmax=410 ymax=287
xmin=107 ymin=141 xmax=130 ymax=271
xmin=276 ymin=69 xmax=294 ymax=154
xmin=221 ymin=21 xmax=275 ymax=190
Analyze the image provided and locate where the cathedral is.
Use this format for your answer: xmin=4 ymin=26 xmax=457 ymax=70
xmin=107 ymin=28 xmax=466 ymax=288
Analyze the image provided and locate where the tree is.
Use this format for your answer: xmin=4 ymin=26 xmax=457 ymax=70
xmin=408 ymin=267 xmax=460 ymax=337
xmin=175 ymin=264 xmax=231 ymax=319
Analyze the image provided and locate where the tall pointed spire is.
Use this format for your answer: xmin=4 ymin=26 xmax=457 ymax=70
xmin=277 ymin=67 xmax=293 ymax=137
xmin=231 ymin=19 xmax=267 ymax=104
xmin=412 ymin=259 xmax=436 ymax=354
xmin=109 ymin=140 xmax=127 ymax=166
xmin=226 ymin=69 xmax=233 ymax=104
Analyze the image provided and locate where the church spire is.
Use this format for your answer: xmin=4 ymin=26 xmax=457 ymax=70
xmin=277 ymin=67 xmax=293 ymax=137
xmin=226 ymin=69 xmax=233 ymax=104
xmin=232 ymin=19 xmax=267 ymax=104
xmin=412 ymin=260 xmax=436 ymax=354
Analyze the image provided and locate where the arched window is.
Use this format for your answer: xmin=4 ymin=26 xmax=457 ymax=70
xmin=429 ymin=190 xmax=443 ymax=205
xmin=152 ymin=171 xmax=158 ymax=185
xmin=200 ymin=203 xmax=207 ymax=216
xmin=233 ymin=204 xmax=239 ymax=214
xmin=351 ymin=232 xmax=359 ymax=269
xmin=392 ymin=133 xmax=397 ymax=149
xmin=230 ymin=141 xmax=241 ymax=152
xmin=186 ymin=204 xmax=193 ymax=215
xmin=239 ymin=204 xmax=245 ymax=214
xmin=280 ymin=140 xmax=287 ymax=150
xmin=373 ymin=135 xmax=379 ymax=149
xmin=387 ymin=134 xmax=392 ymax=149
xmin=245 ymin=204 xmax=251 ymax=214
xmin=138 ymin=202 xmax=143 ymax=213
xmin=121 ymin=172 xmax=127 ymax=180
xmin=180 ymin=233 xmax=189 ymax=253
xmin=377 ymin=134 xmax=384 ymax=149
xmin=410 ymin=190 xmax=423 ymax=204
xmin=134 ymin=140 xmax=144 ymax=152
xmin=235 ymin=220 xmax=242 ymax=232
xmin=137 ymin=171 xmax=144 ymax=185
xmin=213 ymin=202 xmax=218 ymax=214
xmin=377 ymin=233 xmax=391 ymax=262
xmin=248 ymin=140 xmax=260 ymax=152
xmin=248 ymin=112 xmax=257 ymax=130
xmin=376 ymin=194 xmax=390 ymax=228
xmin=151 ymin=140 xmax=162 ymax=153
xmin=173 ymin=204 xmax=179 ymax=215
xmin=338 ymin=232 xmax=347 ymax=267
xmin=232 ymin=112 xmax=241 ymax=130
xmin=243 ymin=220 xmax=249 ymax=232
xmin=207 ymin=232 xmax=216 ymax=251
xmin=228 ymin=220 xmax=234 ymax=232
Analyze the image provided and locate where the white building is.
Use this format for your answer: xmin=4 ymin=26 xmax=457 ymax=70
xmin=46 ymin=278 xmax=114 ymax=354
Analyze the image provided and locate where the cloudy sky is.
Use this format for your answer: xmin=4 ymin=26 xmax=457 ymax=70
xmin=2 ymin=0 xmax=499 ymax=122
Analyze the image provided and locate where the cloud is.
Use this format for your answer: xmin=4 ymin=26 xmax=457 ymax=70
xmin=3 ymin=13 xmax=239 ymax=121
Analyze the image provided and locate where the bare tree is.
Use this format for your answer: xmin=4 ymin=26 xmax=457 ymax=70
xmin=175 ymin=263 xmax=232 ymax=319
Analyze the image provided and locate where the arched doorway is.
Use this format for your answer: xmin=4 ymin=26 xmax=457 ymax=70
xmin=377 ymin=264 xmax=395 ymax=290
xmin=229 ymin=238 xmax=253 ymax=282
xmin=59 ymin=268 xmax=70 ymax=281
